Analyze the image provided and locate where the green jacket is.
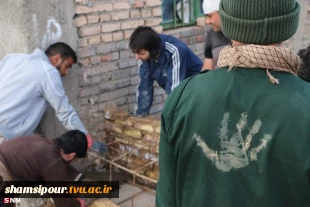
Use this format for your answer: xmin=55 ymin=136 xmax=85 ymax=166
xmin=156 ymin=68 xmax=310 ymax=207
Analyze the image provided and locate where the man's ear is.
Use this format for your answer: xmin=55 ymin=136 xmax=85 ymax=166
xmin=49 ymin=54 xmax=62 ymax=66
xmin=68 ymin=152 xmax=76 ymax=160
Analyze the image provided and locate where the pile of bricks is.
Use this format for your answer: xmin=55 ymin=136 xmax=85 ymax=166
xmin=103 ymin=105 xmax=160 ymax=185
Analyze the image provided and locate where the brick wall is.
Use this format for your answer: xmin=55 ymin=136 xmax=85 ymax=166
xmin=73 ymin=0 xmax=208 ymax=140
xmin=104 ymin=105 xmax=160 ymax=184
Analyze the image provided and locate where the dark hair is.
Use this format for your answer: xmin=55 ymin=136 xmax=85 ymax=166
xmin=56 ymin=130 xmax=87 ymax=158
xmin=129 ymin=26 xmax=162 ymax=59
xmin=45 ymin=42 xmax=77 ymax=63
xmin=298 ymin=45 xmax=310 ymax=79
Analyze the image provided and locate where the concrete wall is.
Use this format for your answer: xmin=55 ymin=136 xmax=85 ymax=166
xmin=0 ymin=0 xmax=80 ymax=138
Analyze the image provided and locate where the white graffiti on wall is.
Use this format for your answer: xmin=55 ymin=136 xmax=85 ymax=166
xmin=32 ymin=14 xmax=62 ymax=49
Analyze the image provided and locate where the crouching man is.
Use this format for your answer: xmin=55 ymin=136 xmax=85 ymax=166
xmin=0 ymin=130 xmax=87 ymax=207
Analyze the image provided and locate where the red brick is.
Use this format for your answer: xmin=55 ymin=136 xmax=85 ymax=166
xmin=141 ymin=10 xmax=152 ymax=18
xmin=121 ymin=20 xmax=144 ymax=30
xmin=114 ymin=2 xmax=131 ymax=10
xmin=101 ymin=54 xmax=112 ymax=62
xmin=101 ymin=33 xmax=113 ymax=42
xmin=111 ymin=11 xmax=129 ymax=21
xmin=146 ymin=0 xmax=161 ymax=7
xmin=76 ymin=5 xmax=94 ymax=14
xmin=78 ymin=25 xmax=101 ymax=37
xmin=134 ymin=0 xmax=144 ymax=8
xmin=145 ymin=18 xmax=162 ymax=27
xmin=94 ymin=3 xmax=113 ymax=12
xmin=152 ymin=7 xmax=162 ymax=16
xmin=74 ymin=15 xmax=87 ymax=27
xmin=90 ymin=56 xmax=101 ymax=65
xmin=102 ymin=23 xmax=121 ymax=33
xmin=100 ymin=14 xmax=111 ymax=22
xmin=113 ymin=31 xmax=124 ymax=41
xmin=88 ymin=35 xmax=101 ymax=45
xmin=87 ymin=14 xmax=99 ymax=24
xmin=130 ymin=10 xmax=141 ymax=18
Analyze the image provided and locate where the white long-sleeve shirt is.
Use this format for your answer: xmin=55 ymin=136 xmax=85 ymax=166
xmin=0 ymin=49 xmax=87 ymax=139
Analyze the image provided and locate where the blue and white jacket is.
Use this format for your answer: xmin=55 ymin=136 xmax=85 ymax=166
xmin=0 ymin=49 xmax=87 ymax=139
xmin=136 ymin=34 xmax=203 ymax=115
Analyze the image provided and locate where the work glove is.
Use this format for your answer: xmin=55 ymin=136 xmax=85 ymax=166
xmin=89 ymin=141 xmax=108 ymax=156
xmin=86 ymin=134 xmax=93 ymax=149
xmin=76 ymin=198 xmax=85 ymax=207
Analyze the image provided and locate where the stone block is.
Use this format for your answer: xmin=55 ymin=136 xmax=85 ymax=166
xmin=96 ymin=42 xmax=116 ymax=54
xmin=152 ymin=7 xmax=162 ymax=16
xmin=99 ymin=14 xmax=111 ymax=22
xmin=141 ymin=10 xmax=152 ymax=18
xmin=121 ymin=20 xmax=144 ymax=30
xmin=124 ymin=129 xmax=142 ymax=139
xmin=74 ymin=15 xmax=87 ymax=27
xmin=101 ymin=33 xmax=113 ymax=43
xmin=134 ymin=123 xmax=154 ymax=133
xmin=113 ymin=31 xmax=124 ymax=42
xmin=146 ymin=0 xmax=161 ymax=7
xmin=130 ymin=10 xmax=141 ymax=18
xmin=105 ymin=121 xmax=123 ymax=134
xmin=114 ymin=2 xmax=131 ymax=10
xmin=145 ymin=18 xmax=162 ymax=27
xmin=88 ymin=35 xmax=101 ymax=45
xmin=111 ymin=11 xmax=130 ymax=21
xmin=94 ymin=3 xmax=113 ymax=12
xmin=87 ymin=14 xmax=99 ymax=24
xmin=134 ymin=0 xmax=144 ymax=8
xmin=102 ymin=23 xmax=121 ymax=33
xmin=90 ymin=56 xmax=101 ymax=65
xmin=76 ymin=5 xmax=94 ymax=14
xmin=78 ymin=25 xmax=101 ymax=37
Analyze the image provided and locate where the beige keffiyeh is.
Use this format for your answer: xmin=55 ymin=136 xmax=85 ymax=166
xmin=217 ymin=45 xmax=301 ymax=84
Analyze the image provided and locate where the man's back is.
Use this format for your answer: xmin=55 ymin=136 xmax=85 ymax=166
xmin=0 ymin=135 xmax=71 ymax=181
xmin=157 ymin=68 xmax=310 ymax=206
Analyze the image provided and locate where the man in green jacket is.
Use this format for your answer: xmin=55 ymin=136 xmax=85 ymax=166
xmin=156 ymin=0 xmax=310 ymax=206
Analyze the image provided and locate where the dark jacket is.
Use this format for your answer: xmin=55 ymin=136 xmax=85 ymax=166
xmin=136 ymin=34 xmax=202 ymax=116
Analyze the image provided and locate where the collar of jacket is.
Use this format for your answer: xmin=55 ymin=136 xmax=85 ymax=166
xmin=33 ymin=49 xmax=52 ymax=65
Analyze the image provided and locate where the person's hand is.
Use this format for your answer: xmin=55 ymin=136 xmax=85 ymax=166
xmin=89 ymin=141 xmax=108 ymax=156
xmin=76 ymin=198 xmax=85 ymax=207
xmin=86 ymin=134 xmax=93 ymax=149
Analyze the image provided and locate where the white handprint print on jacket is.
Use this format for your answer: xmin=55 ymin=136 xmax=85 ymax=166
xmin=193 ymin=112 xmax=272 ymax=172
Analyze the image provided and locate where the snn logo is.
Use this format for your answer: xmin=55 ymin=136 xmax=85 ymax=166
xmin=4 ymin=198 xmax=21 ymax=204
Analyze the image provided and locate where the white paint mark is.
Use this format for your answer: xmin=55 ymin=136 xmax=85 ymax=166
xmin=193 ymin=112 xmax=272 ymax=172
xmin=40 ymin=17 xmax=62 ymax=49
xmin=32 ymin=14 xmax=40 ymax=47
